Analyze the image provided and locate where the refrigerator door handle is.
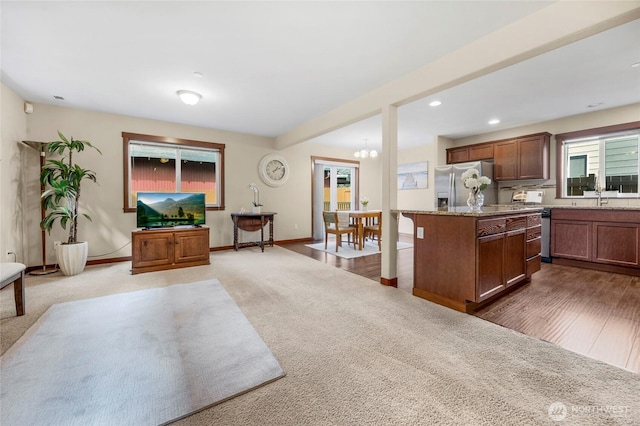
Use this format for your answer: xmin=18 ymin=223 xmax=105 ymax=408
xmin=449 ymin=172 xmax=455 ymax=206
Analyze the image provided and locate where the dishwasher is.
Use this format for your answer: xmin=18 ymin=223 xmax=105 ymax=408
xmin=541 ymin=207 xmax=551 ymax=262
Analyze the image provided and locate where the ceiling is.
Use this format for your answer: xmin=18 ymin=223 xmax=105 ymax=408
xmin=2 ymin=2 xmax=639 ymax=153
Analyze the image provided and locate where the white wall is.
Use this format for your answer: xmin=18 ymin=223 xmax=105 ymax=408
xmin=13 ymin=101 xmax=379 ymax=267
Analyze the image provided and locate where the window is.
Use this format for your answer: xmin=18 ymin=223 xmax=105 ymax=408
xmin=556 ymin=122 xmax=639 ymax=198
xmin=122 ymin=132 xmax=225 ymax=212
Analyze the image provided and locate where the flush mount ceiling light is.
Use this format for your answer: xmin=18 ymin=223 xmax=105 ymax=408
xmin=177 ymin=90 xmax=202 ymax=105
xmin=488 ymin=119 xmax=500 ymax=125
xmin=354 ymin=139 xmax=378 ymax=159
xmin=429 ymin=100 xmax=442 ymax=107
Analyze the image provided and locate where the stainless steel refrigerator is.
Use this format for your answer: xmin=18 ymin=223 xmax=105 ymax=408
xmin=434 ymin=160 xmax=498 ymax=209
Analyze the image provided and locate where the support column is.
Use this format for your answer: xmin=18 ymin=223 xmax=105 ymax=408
xmin=380 ymin=104 xmax=398 ymax=287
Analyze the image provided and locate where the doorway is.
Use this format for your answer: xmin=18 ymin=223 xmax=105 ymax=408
xmin=312 ymin=157 xmax=359 ymax=240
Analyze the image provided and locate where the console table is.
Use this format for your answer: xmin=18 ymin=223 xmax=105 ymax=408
xmin=231 ymin=212 xmax=276 ymax=252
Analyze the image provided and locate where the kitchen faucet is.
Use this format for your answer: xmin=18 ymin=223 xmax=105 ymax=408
xmin=595 ymin=186 xmax=608 ymax=207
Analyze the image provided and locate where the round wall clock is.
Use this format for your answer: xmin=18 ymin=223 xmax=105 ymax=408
xmin=259 ymin=154 xmax=290 ymax=187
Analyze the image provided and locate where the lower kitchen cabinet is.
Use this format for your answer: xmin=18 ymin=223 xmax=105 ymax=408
xmin=551 ymin=208 xmax=640 ymax=275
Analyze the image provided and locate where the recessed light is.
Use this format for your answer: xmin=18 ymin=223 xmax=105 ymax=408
xmin=631 ymin=62 xmax=640 ymax=68
xmin=488 ymin=119 xmax=500 ymax=125
xmin=53 ymin=95 xmax=64 ymax=100
xmin=193 ymin=72 xmax=203 ymax=78
xmin=429 ymin=100 xmax=442 ymax=107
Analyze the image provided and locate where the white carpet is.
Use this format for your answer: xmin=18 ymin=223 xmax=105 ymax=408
xmin=0 ymin=279 xmax=285 ymax=426
xmin=306 ymin=238 xmax=412 ymax=259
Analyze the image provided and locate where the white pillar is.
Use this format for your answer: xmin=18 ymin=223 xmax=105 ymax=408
xmin=381 ymin=104 xmax=398 ymax=286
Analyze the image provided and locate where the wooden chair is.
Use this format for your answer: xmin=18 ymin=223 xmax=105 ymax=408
xmin=323 ymin=212 xmax=356 ymax=252
xmin=363 ymin=211 xmax=382 ymax=251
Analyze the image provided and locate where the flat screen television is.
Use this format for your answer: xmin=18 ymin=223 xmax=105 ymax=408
xmin=136 ymin=192 xmax=206 ymax=229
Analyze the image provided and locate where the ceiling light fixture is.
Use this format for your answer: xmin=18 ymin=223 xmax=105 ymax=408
xmin=488 ymin=119 xmax=500 ymax=125
xmin=354 ymin=139 xmax=378 ymax=159
xmin=429 ymin=100 xmax=442 ymax=107
xmin=177 ymin=90 xmax=202 ymax=105
xmin=631 ymin=62 xmax=640 ymax=68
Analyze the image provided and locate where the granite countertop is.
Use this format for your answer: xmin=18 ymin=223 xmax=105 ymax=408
xmin=395 ymin=206 xmax=543 ymax=217
xmin=545 ymin=205 xmax=640 ymax=211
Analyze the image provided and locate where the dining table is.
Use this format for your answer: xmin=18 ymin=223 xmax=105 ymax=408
xmin=336 ymin=210 xmax=382 ymax=250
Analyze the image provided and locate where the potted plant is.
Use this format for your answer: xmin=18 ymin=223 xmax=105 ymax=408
xmin=40 ymin=131 xmax=101 ymax=275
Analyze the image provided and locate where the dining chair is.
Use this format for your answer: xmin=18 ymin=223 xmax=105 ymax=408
xmin=363 ymin=211 xmax=382 ymax=251
xmin=323 ymin=211 xmax=356 ymax=252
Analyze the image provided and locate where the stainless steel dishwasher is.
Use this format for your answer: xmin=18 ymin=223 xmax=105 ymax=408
xmin=541 ymin=207 xmax=551 ymax=262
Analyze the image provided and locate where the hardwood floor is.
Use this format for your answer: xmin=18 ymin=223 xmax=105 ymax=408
xmin=279 ymin=236 xmax=640 ymax=374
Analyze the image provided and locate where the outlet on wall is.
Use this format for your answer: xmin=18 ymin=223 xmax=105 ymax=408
xmin=54 ymin=241 xmax=61 ymax=249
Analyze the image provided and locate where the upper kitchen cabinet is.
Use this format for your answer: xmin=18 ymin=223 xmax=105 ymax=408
xmin=446 ymin=142 xmax=494 ymax=164
xmin=494 ymin=132 xmax=551 ymax=181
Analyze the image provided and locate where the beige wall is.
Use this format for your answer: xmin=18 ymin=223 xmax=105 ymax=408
xmin=1 ymin=83 xmax=30 ymax=263
xmin=5 ymin=96 xmax=382 ymax=267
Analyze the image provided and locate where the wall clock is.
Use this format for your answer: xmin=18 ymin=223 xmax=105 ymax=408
xmin=259 ymin=154 xmax=290 ymax=187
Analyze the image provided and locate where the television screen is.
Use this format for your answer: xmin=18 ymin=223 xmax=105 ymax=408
xmin=137 ymin=192 xmax=206 ymax=229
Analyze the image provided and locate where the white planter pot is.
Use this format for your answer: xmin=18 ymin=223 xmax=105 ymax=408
xmin=252 ymin=206 xmax=261 ymax=214
xmin=56 ymin=242 xmax=89 ymax=276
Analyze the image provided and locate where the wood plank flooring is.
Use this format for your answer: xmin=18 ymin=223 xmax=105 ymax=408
xmin=279 ymin=236 xmax=640 ymax=374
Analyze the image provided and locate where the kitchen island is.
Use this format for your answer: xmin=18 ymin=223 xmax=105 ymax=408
xmin=400 ymin=206 xmax=543 ymax=313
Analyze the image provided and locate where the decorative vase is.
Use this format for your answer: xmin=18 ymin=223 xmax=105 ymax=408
xmin=56 ymin=241 xmax=88 ymax=276
xmin=361 ymin=204 xmax=368 ymax=211
xmin=252 ymin=205 xmax=261 ymax=214
xmin=467 ymin=191 xmax=484 ymax=212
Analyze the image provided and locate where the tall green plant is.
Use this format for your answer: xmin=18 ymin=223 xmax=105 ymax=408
xmin=40 ymin=131 xmax=102 ymax=244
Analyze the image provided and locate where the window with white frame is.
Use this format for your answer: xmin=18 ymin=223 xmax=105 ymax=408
xmin=557 ymin=123 xmax=639 ymax=198
xmin=122 ymin=132 xmax=225 ymax=212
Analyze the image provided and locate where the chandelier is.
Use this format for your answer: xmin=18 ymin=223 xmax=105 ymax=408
xmin=354 ymin=139 xmax=378 ymax=159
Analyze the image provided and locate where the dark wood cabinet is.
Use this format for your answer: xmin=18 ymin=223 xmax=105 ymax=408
xmin=551 ymin=208 xmax=640 ymax=276
xmin=405 ymin=210 xmax=542 ymax=312
xmin=447 ymin=147 xmax=470 ymax=164
xmin=494 ymin=132 xmax=550 ymax=181
xmin=446 ymin=142 xmax=494 ymax=164
xmin=131 ymin=227 xmax=210 ymax=274
xmin=494 ymin=140 xmax=519 ymax=180
xmin=477 ymin=233 xmax=506 ymax=301
xmin=593 ymin=222 xmax=640 ymax=267
xmin=551 ymin=220 xmax=591 ymax=261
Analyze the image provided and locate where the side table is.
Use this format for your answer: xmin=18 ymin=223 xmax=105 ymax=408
xmin=230 ymin=212 xmax=277 ymax=252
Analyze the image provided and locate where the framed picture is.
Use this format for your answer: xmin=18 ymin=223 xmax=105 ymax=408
xmin=398 ymin=161 xmax=428 ymax=190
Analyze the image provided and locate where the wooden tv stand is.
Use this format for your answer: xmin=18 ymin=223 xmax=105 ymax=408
xmin=131 ymin=226 xmax=210 ymax=274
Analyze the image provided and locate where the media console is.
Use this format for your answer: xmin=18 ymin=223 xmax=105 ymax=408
xmin=131 ymin=226 xmax=210 ymax=274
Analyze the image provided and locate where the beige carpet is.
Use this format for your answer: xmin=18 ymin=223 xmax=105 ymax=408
xmin=1 ymin=246 xmax=639 ymax=425
xmin=1 ymin=280 xmax=285 ymax=425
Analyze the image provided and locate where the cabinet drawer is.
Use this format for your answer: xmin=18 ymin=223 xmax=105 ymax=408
xmin=527 ymin=255 xmax=541 ymax=277
xmin=506 ymin=216 xmax=527 ymax=231
xmin=527 ymin=214 xmax=541 ymax=227
xmin=526 ymin=225 xmax=541 ymax=240
xmin=526 ymin=237 xmax=541 ymax=259
xmin=477 ymin=218 xmax=506 ymax=236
